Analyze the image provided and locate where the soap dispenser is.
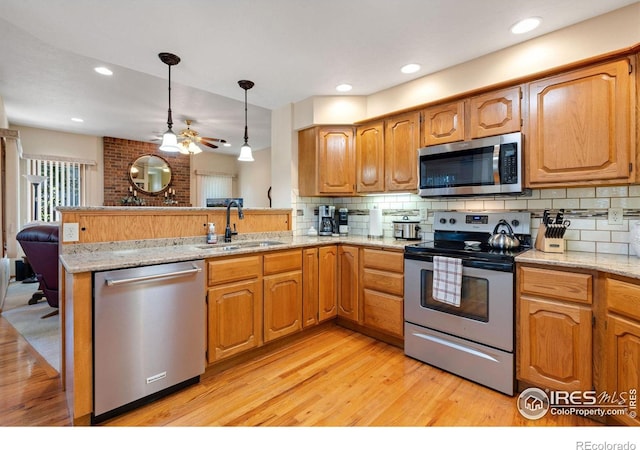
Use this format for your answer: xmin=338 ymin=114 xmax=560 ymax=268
xmin=207 ymin=223 xmax=217 ymax=244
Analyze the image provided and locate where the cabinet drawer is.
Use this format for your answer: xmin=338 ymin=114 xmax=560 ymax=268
xmin=519 ymin=266 xmax=592 ymax=304
xmin=362 ymin=268 xmax=403 ymax=296
xmin=208 ymin=255 xmax=262 ymax=286
xmin=263 ymin=250 xmax=302 ymax=275
xmin=605 ymin=278 xmax=640 ymax=322
xmin=362 ymin=289 xmax=403 ymax=337
xmin=362 ymin=248 xmax=403 ymax=273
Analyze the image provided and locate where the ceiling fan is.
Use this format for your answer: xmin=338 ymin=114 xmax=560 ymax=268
xmin=154 ymin=119 xmax=228 ymax=154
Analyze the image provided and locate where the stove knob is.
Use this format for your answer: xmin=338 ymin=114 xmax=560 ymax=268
xmin=511 ymin=219 xmax=520 ymax=227
xmin=439 ymin=218 xmax=447 ymax=224
xmin=449 ymin=218 xmax=456 ymax=225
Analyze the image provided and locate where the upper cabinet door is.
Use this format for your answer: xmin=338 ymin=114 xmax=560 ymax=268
xmin=527 ymin=59 xmax=634 ymax=186
xmin=356 ymin=122 xmax=385 ymax=193
xmin=318 ymin=127 xmax=356 ymax=194
xmin=385 ymin=111 xmax=420 ymax=192
xmin=422 ymin=101 xmax=465 ymax=146
xmin=469 ymin=87 xmax=521 ymax=139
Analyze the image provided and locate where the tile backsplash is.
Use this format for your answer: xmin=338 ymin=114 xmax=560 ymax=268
xmin=292 ymin=185 xmax=640 ymax=256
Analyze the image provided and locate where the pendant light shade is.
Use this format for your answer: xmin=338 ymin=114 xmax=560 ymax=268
xmin=238 ymin=144 xmax=254 ymax=162
xmin=160 ymin=129 xmax=179 ymax=152
xmin=237 ymin=80 xmax=255 ymax=162
xmin=158 ymin=52 xmax=181 ymax=152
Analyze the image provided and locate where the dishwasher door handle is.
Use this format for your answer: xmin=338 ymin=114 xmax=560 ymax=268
xmin=104 ymin=264 xmax=202 ymax=286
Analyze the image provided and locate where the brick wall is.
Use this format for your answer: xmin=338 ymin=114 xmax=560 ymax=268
xmin=103 ymin=137 xmax=191 ymax=206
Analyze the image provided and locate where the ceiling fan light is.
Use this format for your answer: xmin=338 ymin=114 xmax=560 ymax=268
xmin=177 ymin=141 xmax=190 ymax=155
xmin=188 ymin=141 xmax=202 ymax=154
xmin=160 ymin=129 xmax=180 ymax=152
xmin=238 ymin=144 xmax=254 ymax=162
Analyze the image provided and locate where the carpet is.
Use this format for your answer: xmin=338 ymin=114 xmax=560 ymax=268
xmin=1 ymin=280 xmax=60 ymax=372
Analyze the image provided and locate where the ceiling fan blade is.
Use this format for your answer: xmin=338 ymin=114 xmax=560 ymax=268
xmin=200 ymin=136 xmax=227 ymax=143
xmin=200 ymin=141 xmax=219 ymax=149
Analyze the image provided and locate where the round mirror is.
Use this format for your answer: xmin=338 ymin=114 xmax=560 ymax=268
xmin=128 ymin=154 xmax=172 ymax=194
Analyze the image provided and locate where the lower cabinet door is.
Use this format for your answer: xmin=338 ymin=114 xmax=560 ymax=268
xmin=606 ymin=314 xmax=640 ymax=426
xmin=518 ymin=296 xmax=592 ymax=391
xmin=264 ymin=271 xmax=303 ymax=342
xmin=207 ymin=278 xmax=262 ymax=363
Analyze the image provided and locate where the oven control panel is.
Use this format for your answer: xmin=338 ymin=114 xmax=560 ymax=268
xmin=433 ymin=211 xmax=531 ymax=234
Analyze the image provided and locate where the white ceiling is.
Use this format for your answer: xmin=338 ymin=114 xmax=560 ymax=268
xmin=0 ymin=0 xmax=637 ymax=157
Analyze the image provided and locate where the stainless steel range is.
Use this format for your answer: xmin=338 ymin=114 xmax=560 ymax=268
xmin=403 ymin=211 xmax=531 ymax=396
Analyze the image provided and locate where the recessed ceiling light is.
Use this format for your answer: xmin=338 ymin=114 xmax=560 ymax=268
xmin=336 ymin=83 xmax=352 ymax=92
xmin=94 ymin=66 xmax=113 ymax=76
xmin=71 ymin=117 xmax=84 ymax=123
xmin=510 ymin=17 xmax=541 ymax=34
xmin=401 ymin=63 xmax=421 ymax=74
xmin=223 ymin=142 xmax=231 ymax=147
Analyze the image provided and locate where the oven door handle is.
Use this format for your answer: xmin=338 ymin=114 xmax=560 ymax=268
xmin=492 ymin=144 xmax=501 ymax=185
xmin=412 ymin=331 xmax=499 ymax=362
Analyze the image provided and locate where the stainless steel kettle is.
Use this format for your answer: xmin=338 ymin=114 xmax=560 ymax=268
xmin=488 ymin=219 xmax=520 ymax=249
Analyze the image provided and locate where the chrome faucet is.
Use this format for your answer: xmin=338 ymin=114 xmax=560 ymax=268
xmin=224 ymin=200 xmax=244 ymax=242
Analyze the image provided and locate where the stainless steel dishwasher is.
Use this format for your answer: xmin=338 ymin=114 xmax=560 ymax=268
xmin=93 ymin=260 xmax=205 ymax=423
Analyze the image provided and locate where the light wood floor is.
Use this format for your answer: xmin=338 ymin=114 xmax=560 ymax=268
xmin=0 ymin=316 xmax=601 ymax=427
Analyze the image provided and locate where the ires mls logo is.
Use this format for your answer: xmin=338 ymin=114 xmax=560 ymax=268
xmin=517 ymin=387 xmax=550 ymax=420
xmin=517 ymin=387 xmax=637 ymax=420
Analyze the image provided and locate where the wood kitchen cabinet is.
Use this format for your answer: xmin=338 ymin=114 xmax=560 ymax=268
xmin=337 ymin=245 xmax=359 ymax=321
xmin=298 ymin=126 xmax=355 ymax=196
xmin=361 ymin=247 xmax=404 ymax=338
xmin=526 ymin=58 xmax=635 ymax=186
xmin=517 ymin=265 xmax=594 ymax=392
xmin=263 ymin=250 xmax=303 ymax=343
xmin=207 ymin=255 xmax=263 ymax=363
xmin=318 ymin=245 xmax=338 ymax=321
xmin=603 ymin=276 xmax=640 ymax=426
xmin=384 ymin=111 xmax=420 ymax=192
xmin=422 ymin=100 xmax=465 ymax=146
xmin=356 ymin=111 xmax=420 ymax=194
xmin=468 ymin=87 xmax=521 ymax=139
xmin=421 ymin=86 xmax=521 ymax=146
xmin=356 ymin=121 xmax=385 ymax=193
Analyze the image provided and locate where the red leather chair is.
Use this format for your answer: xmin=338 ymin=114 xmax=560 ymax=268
xmin=16 ymin=224 xmax=59 ymax=318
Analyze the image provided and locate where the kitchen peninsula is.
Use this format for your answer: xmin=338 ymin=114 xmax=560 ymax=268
xmin=57 ymin=206 xmax=406 ymax=425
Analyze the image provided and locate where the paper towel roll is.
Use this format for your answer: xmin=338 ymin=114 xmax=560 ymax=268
xmin=368 ymin=206 xmax=383 ymax=238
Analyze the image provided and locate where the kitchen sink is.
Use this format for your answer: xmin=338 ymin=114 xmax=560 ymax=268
xmin=194 ymin=240 xmax=285 ymax=252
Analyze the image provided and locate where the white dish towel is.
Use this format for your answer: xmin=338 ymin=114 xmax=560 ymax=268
xmin=432 ymin=256 xmax=462 ymax=307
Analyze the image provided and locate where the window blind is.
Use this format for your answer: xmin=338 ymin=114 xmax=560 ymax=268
xmin=26 ymin=158 xmax=87 ymax=222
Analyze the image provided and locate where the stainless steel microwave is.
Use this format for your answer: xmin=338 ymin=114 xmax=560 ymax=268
xmin=418 ymin=132 xmax=523 ymax=197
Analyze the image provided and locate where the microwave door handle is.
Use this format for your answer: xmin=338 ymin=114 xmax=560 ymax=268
xmin=492 ymin=144 xmax=501 ymax=184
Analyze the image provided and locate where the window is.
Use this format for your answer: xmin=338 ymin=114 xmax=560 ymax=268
xmin=26 ymin=158 xmax=87 ymax=222
xmin=195 ymin=171 xmax=234 ymax=207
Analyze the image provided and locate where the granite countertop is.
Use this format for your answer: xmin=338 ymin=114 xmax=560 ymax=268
xmin=59 ymin=235 xmax=409 ymax=274
xmin=516 ymin=249 xmax=640 ymax=280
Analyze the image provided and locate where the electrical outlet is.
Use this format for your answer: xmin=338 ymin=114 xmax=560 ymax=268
xmin=62 ymin=222 xmax=79 ymax=242
xmin=608 ymin=208 xmax=623 ymax=225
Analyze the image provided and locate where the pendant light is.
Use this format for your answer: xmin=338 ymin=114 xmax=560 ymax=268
xmin=237 ymin=80 xmax=255 ymax=162
xmin=159 ymin=52 xmax=181 ymax=152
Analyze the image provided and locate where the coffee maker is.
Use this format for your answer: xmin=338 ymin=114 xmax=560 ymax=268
xmin=338 ymin=208 xmax=349 ymax=235
xmin=318 ymin=205 xmax=335 ymax=236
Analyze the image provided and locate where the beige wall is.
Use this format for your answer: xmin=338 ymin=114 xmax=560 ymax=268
xmin=238 ymin=148 xmax=271 ymax=208
xmin=189 ymin=150 xmax=241 ymax=207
